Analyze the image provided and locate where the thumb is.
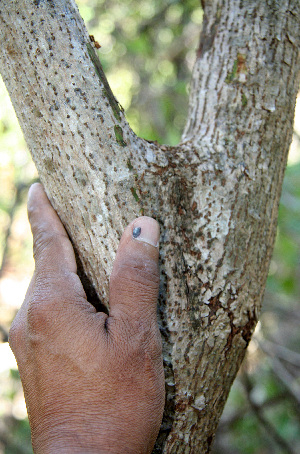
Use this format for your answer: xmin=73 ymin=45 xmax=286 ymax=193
xmin=109 ymin=217 xmax=160 ymax=322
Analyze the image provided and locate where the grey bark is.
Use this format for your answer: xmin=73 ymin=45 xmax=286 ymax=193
xmin=0 ymin=0 xmax=299 ymax=452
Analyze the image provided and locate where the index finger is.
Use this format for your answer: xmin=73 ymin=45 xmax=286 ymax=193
xmin=27 ymin=183 xmax=77 ymax=276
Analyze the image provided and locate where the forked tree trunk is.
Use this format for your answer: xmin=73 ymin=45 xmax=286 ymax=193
xmin=0 ymin=0 xmax=299 ymax=452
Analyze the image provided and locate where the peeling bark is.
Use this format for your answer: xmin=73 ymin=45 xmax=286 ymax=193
xmin=0 ymin=0 xmax=299 ymax=452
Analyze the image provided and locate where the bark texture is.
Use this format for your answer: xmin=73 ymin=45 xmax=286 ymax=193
xmin=1 ymin=0 xmax=299 ymax=452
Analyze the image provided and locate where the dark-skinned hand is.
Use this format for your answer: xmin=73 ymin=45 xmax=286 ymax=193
xmin=9 ymin=183 xmax=165 ymax=454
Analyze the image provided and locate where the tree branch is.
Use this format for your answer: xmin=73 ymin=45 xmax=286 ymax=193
xmin=1 ymin=1 xmax=300 ymax=452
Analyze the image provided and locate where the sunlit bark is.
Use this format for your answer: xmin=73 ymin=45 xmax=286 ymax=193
xmin=0 ymin=0 xmax=299 ymax=451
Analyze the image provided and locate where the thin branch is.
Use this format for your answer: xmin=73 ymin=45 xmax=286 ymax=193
xmin=0 ymin=324 xmax=9 ymax=343
xmin=255 ymin=338 xmax=300 ymax=405
xmin=217 ymin=391 xmax=290 ymax=431
xmin=271 ymin=357 xmax=300 ymax=406
xmin=293 ymin=129 xmax=300 ymax=142
xmin=241 ymin=371 xmax=297 ymax=454
xmin=0 ymin=189 xmax=21 ymax=278
xmin=0 ymin=180 xmax=37 ymax=279
xmin=257 ymin=338 xmax=300 ymax=368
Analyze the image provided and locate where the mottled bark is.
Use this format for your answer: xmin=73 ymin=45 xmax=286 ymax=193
xmin=0 ymin=0 xmax=299 ymax=452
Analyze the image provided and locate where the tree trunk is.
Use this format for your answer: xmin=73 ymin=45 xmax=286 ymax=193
xmin=0 ymin=0 xmax=299 ymax=452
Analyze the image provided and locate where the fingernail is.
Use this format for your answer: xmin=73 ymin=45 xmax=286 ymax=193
xmin=28 ymin=183 xmax=42 ymax=203
xmin=132 ymin=217 xmax=160 ymax=248
xmin=27 ymin=184 xmax=36 ymax=202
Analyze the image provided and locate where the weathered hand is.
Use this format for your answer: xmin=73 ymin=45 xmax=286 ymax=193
xmin=9 ymin=183 xmax=165 ymax=454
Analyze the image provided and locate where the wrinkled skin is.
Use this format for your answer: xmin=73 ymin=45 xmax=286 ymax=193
xmin=9 ymin=183 xmax=165 ymax=454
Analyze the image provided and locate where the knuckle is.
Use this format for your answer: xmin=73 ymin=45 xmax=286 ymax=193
xmin=143 ymin=325 xmax=163 ymax=360
xmin=33 ymin=229 xmax=66 ymax=263
xmin=111 ymin=256 xmax=159 ymax=295
xmin=27 ymin=300 xmax=50 ymax=333
xmin=33 ymin=229 xmax=55 ymax=260
xmin=8 ymin=318 xmax=25 ymax=356
xmin=27 ymin=289 xmax=59 ymax=333
xmin=26 ymin=274 xmax=83 ymax=334
xmin=123 ymin=319 xmax=163 ymax=362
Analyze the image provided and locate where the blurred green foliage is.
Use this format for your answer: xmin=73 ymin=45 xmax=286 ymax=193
xmin=0 ymin=1 xmax=299 ymax=453
xmin=269 ymin=163 xmax=300 ymax=297
xmin=77 ymin=0 xmax=202 ymax=144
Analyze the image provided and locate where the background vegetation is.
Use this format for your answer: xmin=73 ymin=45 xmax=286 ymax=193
xmin=1 ymin=1 xmax=299 ymax=452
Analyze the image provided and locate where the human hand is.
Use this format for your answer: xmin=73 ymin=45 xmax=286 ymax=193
xmin=9 ymin=183 xmax=165 ymax=454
